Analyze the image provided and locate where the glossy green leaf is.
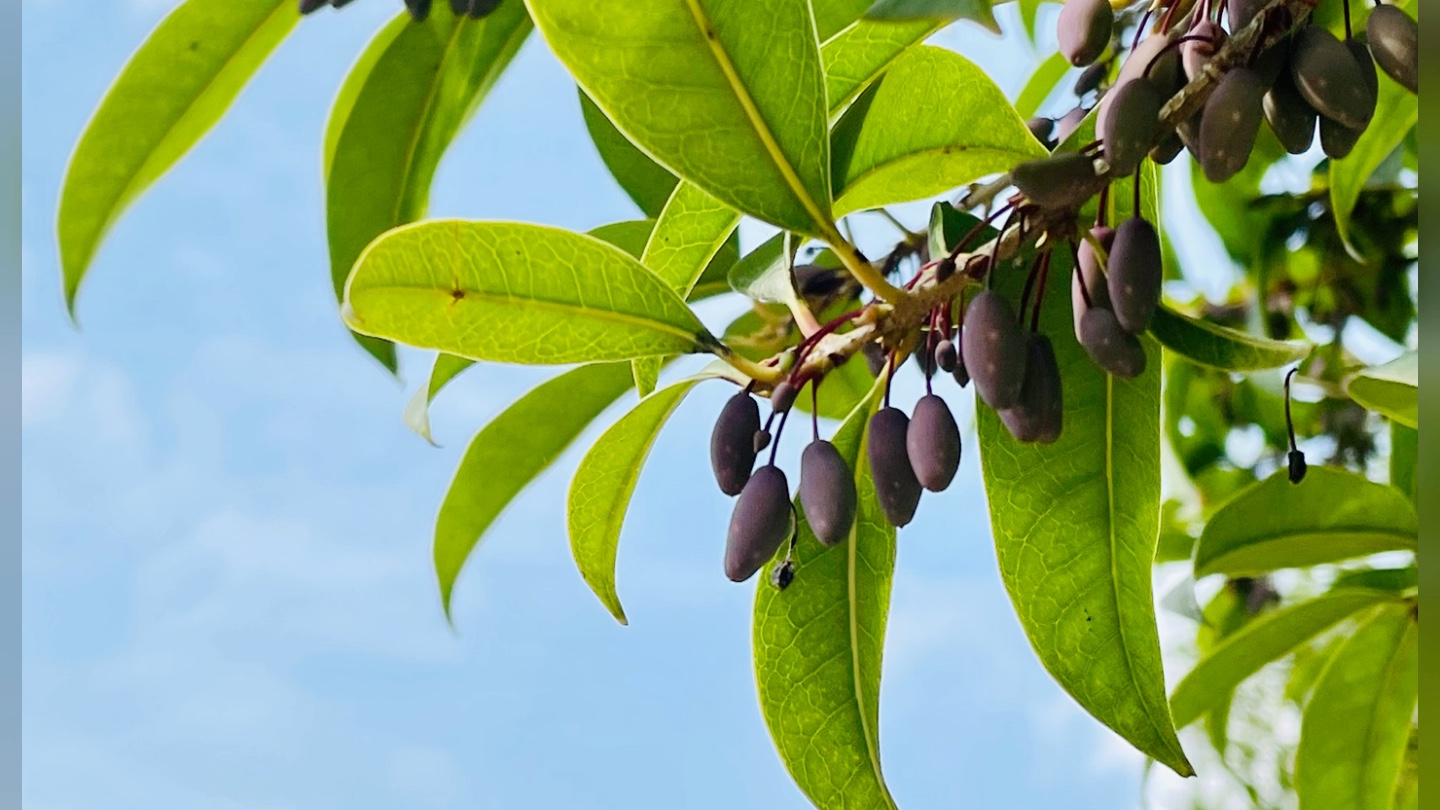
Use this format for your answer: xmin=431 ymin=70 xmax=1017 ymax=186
xmin=1389 ymin=423 xmax=1417 ymax=502
xmin=823 ymin=18 xmax=944 ymax=117
xmin=1330 ymin=91 xmax=1416 ymax=254
xmin=830 ymin=46 xmax=1045 ymax=215
xmin=1018 ymin=0 xmax=1044 ymax=42
xmin=324 ymin=15 xmax=404 ymax=179
xmin=435 ymin=362 xmax=636 ymax=618
xmin=729 ymin=232 xmax=798 ymax=306
xmin=1194 ymin=467 xmax=1419 ymax=578
xmin=642 ymin=183 xmax=742 ymax=296
xmin=754 ymin=377 xmax=899 ymax=810
xmin=1296 ymin=602 xmax=1418 ymax=810
xmin=814 ymin=0 xmax=876 ymax=40
xmin=326 ymin=3 xmax=532 ymax=371
xmin=1346 ymin=351 xmax=1417 ymax=428
xmin=864 ymin=0 xmax=999 ymax=32
xmin=927 ymin=201 xmax=982 ymax=258
xmin=579 ymin=90 xmax=679 ymax=218
xmin=58 ymin=0 xmax=298 ymax=314
xmin=403 ymin=353 xmax=477 ymax=445
xmin=1149 ymin=304 xmax=1312 ymax=371
xmin=1014 ymin=50 xmax=1070 ymax=120
xmin=568 ymin=378 xmax=704 ymax=623
xmin=1170 ymin=589 xmax=1396 ymax=728
xmin=1330 ymin=566 xmax=1417 ymax=594
xmin=528 ymin=0 xmax=833 ymax=235
xmin=343 ymin=220 xmax=714 ymax=364
xmin=977 ymin=243 xmax=1193 ymax=776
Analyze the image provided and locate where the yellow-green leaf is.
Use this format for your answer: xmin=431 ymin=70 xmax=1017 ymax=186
xmin=1149 ymin=304 xmax=1313 ymax=371
xmin=1346 ymin=351 xmax=1417 ymax=428
xmin=579 ymin=89 xmax=679 ymax=218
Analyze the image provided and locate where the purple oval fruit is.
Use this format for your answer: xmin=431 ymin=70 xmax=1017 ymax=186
xmin=1264 ymin=68 xmax=1318 ymax=155
xmin=711 ymin=392 xmax=761 ymax=496
xmin=1074 ymin=62 xmax=1109 ymax=96
xmin=1319 ymin=116 xmax=1364 ymax=160
xmin=868 ymin=408 xmax=922 ymax=527
xmin=1107 ymin=217 xmax=1163 ymax=334
xmin=907 ymin=394 xmax=961 ymax=492
xmin=952 ymin=353 xmax=971 ymax=388
xmin=1101 ymin=76 xmax=1163 ymax=177
xmin=1053 ymin=107 xmax=1089 ymax=146
xmin=800 ymin=440 xmax=857 ymax=546
xmin=1028 ymin=116 xmax=1056 ymax=147
xmin=961 ymin=290 xmax=1030 ymax=410
xmin=1182 ymin=20 xmax=1227 ymax=81
xmin=1000 ymin=335 xmax=1064 ymax=444
xmin=770 ymin=381 xmax=798 ymax=414
xmin=1012 ymin=152 xmax=1099 ymax=211
xmin=1073 ymin=226 xmax=1115 ymax=342
xmin=1198 ymin=68 xmax=1267 ymax=183
xmin=1150 ymin=131 xmax=1185 ymax=165
xmin=1100 ymin=33 xmax=1181 ymax=134
xmin=1367 ymin=4 xmax=1417 ymax=94
xmin=934 ymin=339 xmax=958 ymax=373
xmin=1058 ymin=0 xmax=1114 ymax=67
xmin=725 ymin=465 xmax=792 ymax=582
xmin=1079 ymin=307 xmax=1147 ymax=378
xmin=1290 ymin=25 xmax=1375 ymax=130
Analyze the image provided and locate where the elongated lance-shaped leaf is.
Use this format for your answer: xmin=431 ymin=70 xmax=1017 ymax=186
xmin=977 ymin=172 xmax=1191 ymax=775
xmin=57 ymin=0 xmax=298 ymax=315
xmin=830 ymin=46 xmax=1045 ymax=215
xmin=526 ymin=0 xmax=834 ymax=235
xmin=823 ymin=18 xmax=944 ymax=118
xmin=1346 ymin=351 xmax=1417 ymax=428
xmin=1170 ymin=589 xmax=1399 ymax=728
xmin=1194 ymin=467 xmax=1418 ymax=578
xmin=579 ymin=90 xmax=679 ymax=218
xmin=568 ymin=378 xmax=705 ymax=623
xmin=754 ymin=376 xmax=898 ymax=810
xmin=403 ymin=353 xmax=478 ymax=445
xmin=343 ymin=220 xmax=716 ymax=364
xmin=1296 ymin=602 xmax=1418 ymax=810
xmin=435 ymin=362 xmax=636 ymax=619
xmin=1014 ymin=50 xmax=1070 ymax=121
xmin=729 ymin=232 xmax=800 ymax=307
xmin=327 ymin=3 xmax=532 ymax=371
xmin=1148 ymin=304 xmax=1313 ymax=371
xmin=1390 ymin=423 xmax=1417 ymax=503
xmin=864 ymin=0 xmax=999 ymax=31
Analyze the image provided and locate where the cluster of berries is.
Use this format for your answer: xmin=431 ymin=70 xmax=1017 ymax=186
xmin=299 ymin=0 xmax=500 ymax=21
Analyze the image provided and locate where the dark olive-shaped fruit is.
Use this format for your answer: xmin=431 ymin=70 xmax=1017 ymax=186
xmin=404 ymin=0 xmax=433 ymax=21
xmin=770 ymin=381 xmax=798 ymax=414
xmin=962 ymin=290 xmax=1030 ymax=410
xmin=1000 ymin=335 xmax=1064 ymax=444
xmin=1319 ymin=116 xmax=1364 ymax=160
xmin=1367 ymin=4 xmax=1418 ymax=94
xmin=1228 ymin=0 xmax=1267 ymax=30
xmin=800 ymin=440 xmax=857 ymax=546
xmin=868 ymin=408 xmax=923 ymax=527
xmin=1107 ymin=217 xmax=1163 ymax=334
xmin=725 ymin=465 xmax=792 ymax=582
xmin=1198 ymin=68 xmax=1267 ymax=183
xmin=1079 ymin=307 xmax=1147 ymax=378
xmin=712 ymin=392 xmax=761 ymax=496
xmin=1176 ymin=107 xmax=1203 ymax=155
xmin=1291 ymin=26 xmax=1375 ymax=130
xmin=1058 ymin=0 xmax=1114 ymax=67
xmin=1150 ymin=132 xmax=1185 ymax=165
xmin=1075 ymin=62 xmax=1109 ymax=96
xmin=907 ymin=395 xmax=961 ymax=492
xmin=1182 ymin=20 xmax=1227 ymax=80
xmin=1027 ymin=117 xmax=1056 ymax=147
xmin=952 ymin=354 xmax=970 ymax=388
xmin=862 ymin=342 xmax=887 ymax=377
xmin=299 ymin=0 xmax=327 ymax=13
xmin=1053 ymin=107 xmax=1089 ymax=146
xmin=935 ymin=339 xmax=958 ymax=373
xmin=1287 ymin=449 xmax=1308 ymax=484
xmin=1100 ymin=34 xmax=1181 ymax=134
xmin=753 ymin=428 xmax=772 ymax=454
xmin=1101 ymin=76 xmax=1162 ymax=177
xmin=1346 ymin=37 xmax=1380 ymax=119
xmin=1072 ymin=227 xmax=1115 ymax=342
xmin=1264 ymin=68 xmax=1318 ymax=155
xmin=1012 ymin=152 xmax=1099 ymax=211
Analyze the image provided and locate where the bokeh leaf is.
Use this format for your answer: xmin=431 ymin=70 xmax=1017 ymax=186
xmin=754 ymin=377 xmax=899 ymax=810
xmin=58 ymin=0 xmax=298 ymax=314
xmin=1389 ymin=423 xmax=1417 ymax=502
xmin=436 ymin=362 xmax=636 ymax=618
xmin=579 ymin=89 xmax=679 ymax=218
xmin=1346 ymin=351 xmax=1417 ymax=428
xmin=343 ymin=220 xmax=714 ymax=364
xmin=1014 ymin=50 xmax=1069 ymax=120
xmin=529 ymin=0 xmax=833 ymax=234
xmin=1194 ymin=467 xmax=1419 ymax=578
xmin=830 ymin=46 xmax=1045 ymax=215
xmin=1149 ymin=304 xmax=1312 ymax=371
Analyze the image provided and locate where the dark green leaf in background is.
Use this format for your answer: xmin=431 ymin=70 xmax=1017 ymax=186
xmin=1346 ymin=351 xmax=1418 ymax=428
xmin=579 ymin=89 xmax=679 ymax=218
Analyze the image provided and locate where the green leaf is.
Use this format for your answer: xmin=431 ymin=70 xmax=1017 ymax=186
xmin=728 ymin=232 xmax=799 ymax=306
xmin=1296 ymin=602 xmax=1418 ymax=810
xmin=1018 ymin=0 xmax=1044 ymax=42
xmin=830 ymin=46 xmax=1045 ymax=215
xmin=1389 ymin=423 xmax=1417 ymax=503
xmin=1330 ymin=566 xmax=1417 ymax=594
xmin=754 ymin=377 xmax=899 ymax=810
xmin=1330 ymin=87 xmax=1417 ymax=254
xmin=579 ymin=89 xmax=679 ymax=218
xmin=529 ymin=0 xmax=833 ymax=235
xmin=324 ymin=15 xmax=405 ymax=180
xmin=1346 ymin=351 xmax=1417 ymax=428
xmin=1148 ymin=304 xmax=1312 ymax=371
xmin=343 ymin=220 xmax=714 ymax=364
xmin=977 ymin=245 xmax=1193 ymax=776
xmin=813 ymin=0 xmax=876 ymax=40
xmin=823 ymin=18 xmax=944 ymax=117
xmin=568 ymin=378 xmax=704 ymax=623
xmin=1014 ymin=50 xmax=1070 ymax=120
xmin=1194 ymin=467 xmax=1419 ymax=578
xmin=1170 ymin=589 xmax=1397 ymax=728
xmin=57 ymin=0 xmax=298 ymax=314
xmin=927 ymin=202 xmax=982 ymax=258
xmin=435 ymin=362 xmax=636 ymax=618
xmin=863 ymin=0 xmax=999 ymax=32
xmin=326 ymin=4 xmax=532 ymax=371
xmin=403 ymin=353 xmax=477 ymax=444
xmin=642 ymin=183 xmax=742 ymax=297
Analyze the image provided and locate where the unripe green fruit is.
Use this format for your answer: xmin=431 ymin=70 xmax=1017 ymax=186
xmin=711 ymin=392 xmax=760 ymax=496
xmin=1367 ymin=4 xmax=1418 ymax=94
xmin=1011 ymin=152 xmax=1099 ymax=211
xmin=800 ymin=440 xmax=857 ymax=546
xmin=868 ymin=408 xmax=923 ymax=527
xmin=770 ymin=381 xmax=798 ymax=414
xmin=1074 ymin=62 xmax=1108 ymax=96
xmin=1107 ymin=218 xmax=1163 ymax=334
xmin=1182 ymin=21 xmax=1226 ymax=80
xmin=1000 ymin=335 xmax=1064 ymax=444
xmin=1057 ymin=0 xmax=1114 ymax=67
xmin=1079 ymin=307 xmax=1147 ymax=378
xmin=1101 ymin=77 xmax=1162 ymax=177
xmin=1264 ymin=68 xmax=1318 ymax=155
xmin=1072 ymin=227 xmax=1114 ymax=343
xmin=1150 ymin=132 xmax=1185 ymax=165
xmin=907 ymin=395 xmax=961 ymax=493
xmin=1291 ymin=26 xmax=1375 ymax=130
xmin=725 ymin=465 xmax=793 ymax=582
xmin=961 ymin=290 xmax=1030 ymax=410
xmin=1198 ymin=68 xmax=1267 ymax=183
xmin=1027 ymin=117 xmax=1056 ymax=147
xmin=934 ymin=339 xmax=958 ymax=374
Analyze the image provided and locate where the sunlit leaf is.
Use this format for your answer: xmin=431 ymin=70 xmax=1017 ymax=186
xmin=729 ymin=232 xmax=799 ymax=307
xmin=1346 ymin=351 xmax=1417 ymax=428
xmin=1149 ymin=304 xmax=1312 ymax=371
xmin=1014 ymin=50 xmax=1069 ymax=120
xmin=823 ymin=18 xmax=943 ymax=117
xmin=403 ymin=353 xmax=477 ymax=445
xmin=579 ymin=89 xmax=679 ymax=218
xmin=864 ymin=0 xmax=999 ymax=31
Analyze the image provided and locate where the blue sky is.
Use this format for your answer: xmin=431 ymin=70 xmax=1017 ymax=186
xmin=18 ymin=2 xmax=1197 ymax=807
